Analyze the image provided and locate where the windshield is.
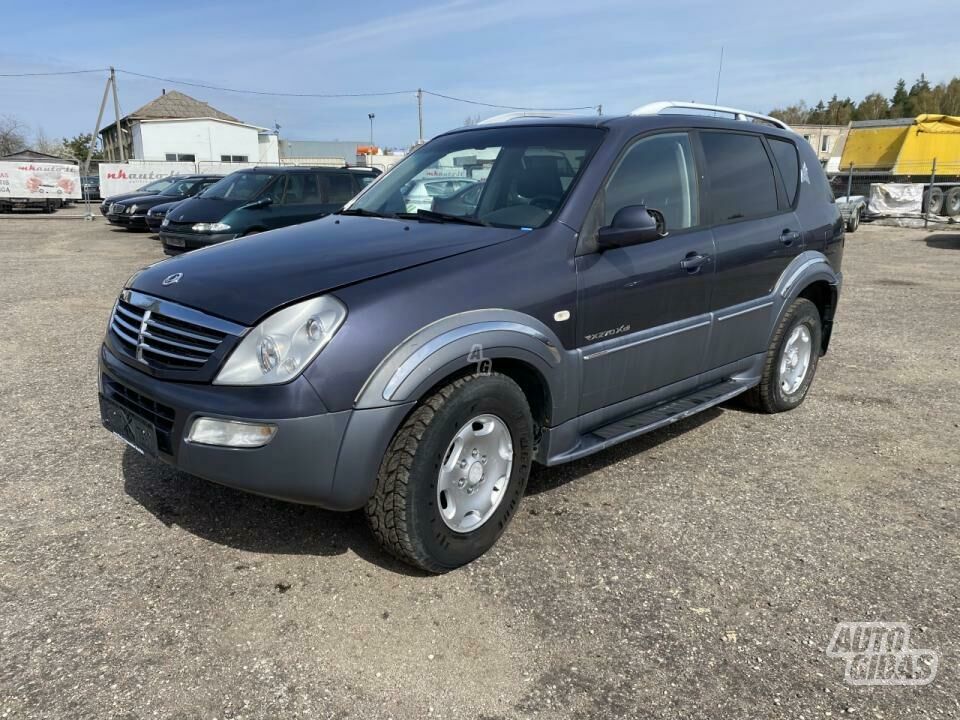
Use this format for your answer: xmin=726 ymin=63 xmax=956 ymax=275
xmin=202 ymin=171 xmax=277 ymax=201
xmin=159 ymin=179 xmax=202 ymax=197
xmin=350 ymin=126 xmax=604 ymax=229
xmin=139 ymin=177 xmax=176 ymax=193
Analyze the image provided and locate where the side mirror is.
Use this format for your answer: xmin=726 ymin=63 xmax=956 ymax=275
xmin=597 ymin=205 xmax=667 ymax=250
xmin=241 ymin=197 xmax=273 ymax=210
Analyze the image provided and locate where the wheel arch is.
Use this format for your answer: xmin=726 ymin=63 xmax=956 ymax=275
xmin=772 ymin=252 xmax=842 ymax=354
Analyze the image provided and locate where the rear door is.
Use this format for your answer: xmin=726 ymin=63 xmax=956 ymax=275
xmin=576 ymin=131 xmax=715 ymax=413
xmin=698 ymin=131 xmax=804 ymax=370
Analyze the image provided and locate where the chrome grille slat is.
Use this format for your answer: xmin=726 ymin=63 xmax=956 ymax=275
xmin=140 ymin=342 xmax=207 ymax=364
xmin=146 ymin=317 xmax=222 ymax=346
xmin=140 ymin=330 xmax=212 ymax=356
xmin=111 ymin=322 xmax=139 ymax=348
xmin=108 ymin=290 xmax=245 ymax=374
xmin=115 ymin=303 xmax=144 ymax=323
xmin=112 ymin=313 xmax=141 ymax=337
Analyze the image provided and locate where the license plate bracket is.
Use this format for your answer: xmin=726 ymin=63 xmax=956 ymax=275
xmin=99 ymin=395 xmax=159 ymax=457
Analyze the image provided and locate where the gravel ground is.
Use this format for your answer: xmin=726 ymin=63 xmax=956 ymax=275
xmin=1 ymin=218 xmax=958 ymax=719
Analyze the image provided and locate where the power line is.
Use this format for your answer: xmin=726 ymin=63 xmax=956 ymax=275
xmin=0 ymin=65 xmax=599 ymax=112
xmin=0 ymin=68 xmax=108 ymax=77
xmin=118 ymin=69 xmax=416 ymax=98
xmin=422 ymin=90 xmax=596 ymax=112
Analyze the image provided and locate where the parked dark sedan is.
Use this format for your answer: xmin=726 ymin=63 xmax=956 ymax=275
xmin=145 ymin=200 xmax=184 ymax=233
xmin=100 ymin=176 xmax=181 ymax=216
xmin=81 ymin=176 xmax=101 ymax=201
xmin=107 ymin=175 xmax=223 ymax=230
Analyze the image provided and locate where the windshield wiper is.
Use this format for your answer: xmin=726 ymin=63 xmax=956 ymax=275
xmin=337 ymin=207 xmax=398 ymax=219
xmin=403 ymin=209 xmax=488 ymax=226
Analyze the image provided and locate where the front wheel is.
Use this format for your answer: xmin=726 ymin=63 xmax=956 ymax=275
xmin=366 ymin=373 xmax=534 ymax=572
xmin=745 ymin=298 xmax=822 ymax=413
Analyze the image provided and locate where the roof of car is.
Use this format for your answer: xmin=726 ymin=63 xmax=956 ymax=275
xmin=446 ymin=112 xmax=797 ymax=140
xmin=240 ymin=165 xmax=378 ymax=174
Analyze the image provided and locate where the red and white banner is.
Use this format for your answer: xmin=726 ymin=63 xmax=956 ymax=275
xmin=0 ymin=161 xmax=81 ymax=200
xmin=98 ymin=162 xmax=196 ymax=198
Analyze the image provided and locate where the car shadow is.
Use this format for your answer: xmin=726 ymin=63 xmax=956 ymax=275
xmin=922 ymin=233 xmax=960 ymax=250
xmin=122 ymin=403 xmax=731 ymax=573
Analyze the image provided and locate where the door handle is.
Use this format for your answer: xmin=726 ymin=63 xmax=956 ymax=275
xmin=680 ymin=252 xmax=710 ymax=273
xmin=780 ymin=229 xmax=801 ymax=246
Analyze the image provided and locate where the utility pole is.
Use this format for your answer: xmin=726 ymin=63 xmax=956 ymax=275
xmin=368 ymin=113 xmax=375 ymax=146
xmin=86 ymin=76 xmax=111 ymax=176
xmin=110 ymin=67 xmax=125 ymax=162
xmin=417 ymin=88 xmax=424 ymax=145
xmin=597 ymin=104 xmax=603 ymax=116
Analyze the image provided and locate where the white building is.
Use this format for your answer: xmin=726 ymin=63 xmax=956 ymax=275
xmin=99 ymin=90 xmax=279 ymax=165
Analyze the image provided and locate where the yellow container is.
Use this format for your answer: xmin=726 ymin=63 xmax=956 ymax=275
xmin=839 ymin=115 xmax=960 ymax=175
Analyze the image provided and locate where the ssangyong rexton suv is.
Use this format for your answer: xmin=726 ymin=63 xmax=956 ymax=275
xmin=99 ymin=102 xmax=844 ymax=572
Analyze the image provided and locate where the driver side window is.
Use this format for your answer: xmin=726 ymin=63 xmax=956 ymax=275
xmin=583 ymin=132 xmax=700 ymax=250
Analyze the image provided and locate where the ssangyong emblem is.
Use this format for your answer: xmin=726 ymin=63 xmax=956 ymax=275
xmin=162 ymin=272 xmax=183 ymax=286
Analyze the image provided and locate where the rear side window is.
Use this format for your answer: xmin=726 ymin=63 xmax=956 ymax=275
xmin=700 ymin=132 xmax=779 ymax=222
xmin=324 ymin=174 xmax=356 ymax=204
xmin=768 ymin=138 xmax=800 ymax=205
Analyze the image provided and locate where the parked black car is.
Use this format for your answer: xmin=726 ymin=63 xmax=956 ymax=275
xmin=81 ymin=175 xmax=101 ymax=201
xmin=158 ymin=166 xmax=379 ymax=252
xmin=106 ymin=175 xmax=222 ymax=230
xmin=145 ymin=200 xmax=184 ymax=233
xmin=99 ymin=103 xmax=844 ymax=572
xmin=100 ymin=176 xmax=181 ymax=216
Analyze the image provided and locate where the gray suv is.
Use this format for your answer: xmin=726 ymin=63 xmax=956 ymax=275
xmin=98 ymin=102 xmax=844 ymax=572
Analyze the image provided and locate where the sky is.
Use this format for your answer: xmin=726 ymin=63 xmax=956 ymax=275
xmin=2 ymin=0 xmax=959 ymax=148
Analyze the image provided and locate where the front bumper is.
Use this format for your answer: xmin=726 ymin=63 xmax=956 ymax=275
xmin=159 ymin=230 xmax=237 ymax=250
xmin=98 ymin=344 xmax=411 ymax=510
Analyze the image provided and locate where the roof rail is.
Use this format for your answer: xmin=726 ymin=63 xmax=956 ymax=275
xmin=630 ymin=101 xmax=791 ymax=131
xmin=477 ymin=111 xmax=579 ymax=125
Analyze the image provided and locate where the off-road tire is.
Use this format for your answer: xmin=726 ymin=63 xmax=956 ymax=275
xmin=943 ymin=187 xmax=960 ymax=217
xmin=744 ymin=297 xmax=822 ymax=413
xmin=923 ymin=187 xmax=944 ymax=216
xmin=366 ymin=373 xmax=534 ymax=573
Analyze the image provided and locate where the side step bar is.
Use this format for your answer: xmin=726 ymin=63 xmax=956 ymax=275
xmin=552 ymin=379 xmax=752 ymax=464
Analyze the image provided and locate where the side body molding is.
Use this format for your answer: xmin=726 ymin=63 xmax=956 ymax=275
xmin=355 ymin=309 xmax=580 ymax=423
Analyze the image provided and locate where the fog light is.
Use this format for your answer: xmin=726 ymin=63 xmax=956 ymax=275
xmin=187 ymin=417 xmax=277 ymax=448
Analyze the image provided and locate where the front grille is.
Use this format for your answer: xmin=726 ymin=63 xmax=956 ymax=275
xmin=101 ymin=375 xmax=175 ymax=453
xmin=162 ymin=220 xmax=196 ymax=233
xmin=109 ymin=202 xmax=123 ymax=214
xmin=112 ymin=297 xmax=226 ymax=369
xmin=109 ymin=290 xmax=245 ymax=376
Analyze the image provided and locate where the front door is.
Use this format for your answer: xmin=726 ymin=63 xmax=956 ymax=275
xmin=576 ymin=131 xmax=715 ymax=414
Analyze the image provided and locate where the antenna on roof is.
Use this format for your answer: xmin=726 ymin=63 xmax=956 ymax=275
xmin=714 ymin=46 xmax=724 ymax=106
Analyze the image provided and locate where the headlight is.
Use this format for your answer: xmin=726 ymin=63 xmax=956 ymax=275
xmin=191 ymin=222 xmax=231 ymax=233
xmin=161 ymin=217 xmax=170 ymax=227
xmin=214 ymin=296 xmax=347 ymax=386
xmin=127 ymin=204 xmax=137 ymax=214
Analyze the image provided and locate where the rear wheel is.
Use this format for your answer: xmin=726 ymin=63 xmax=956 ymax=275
xmin=366 ymin=373 xmax=534 ymax=573
xmin=923 ymin=186 xmax=944 ymax=216
xmin=943 ymin=187 xmax=960 ymax=217
xmin=744 ymin=298 xmax=822 ymax=413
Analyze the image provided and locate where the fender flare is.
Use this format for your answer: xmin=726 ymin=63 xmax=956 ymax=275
xmin=354 ymin=309 xmax=578 ymax=421
xmin=770 ymin=250 xmax=842 ymax=348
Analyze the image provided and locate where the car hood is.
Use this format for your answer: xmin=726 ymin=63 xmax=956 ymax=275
xmin=131 ymin=214 xmax=526 ymax=325
xmin=115 ymin=194 xmax=182 ymax=210
xmin=147 ymin=200 xmax=182 ymax=214
xmin=103 ymin=190 xmax=156 ymax=204
xmin=163 ymin=196 xmax=245 ymax=223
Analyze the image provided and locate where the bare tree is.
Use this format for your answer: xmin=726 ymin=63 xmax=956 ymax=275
xmin=463 ymin=114 xmax=482 ymax=127
xmin=33 ymin=127 xmax=65 ymax=157
xmin=0 ymin=115 xmax=28 ymax=156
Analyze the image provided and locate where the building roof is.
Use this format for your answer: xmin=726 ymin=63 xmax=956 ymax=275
xmin=0 ymin=149 xmax=77 ymax=163
xmin=101 ymin=90 xmax=241 ymax=132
